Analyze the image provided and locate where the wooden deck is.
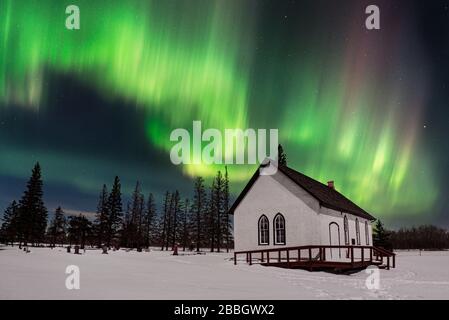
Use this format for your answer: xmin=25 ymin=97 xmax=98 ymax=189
xmin=234 ymin=245 xmax=396 ymax=272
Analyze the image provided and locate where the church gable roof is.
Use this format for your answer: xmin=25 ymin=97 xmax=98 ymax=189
xmin=229 ymin=163 xmax=375 ymax=221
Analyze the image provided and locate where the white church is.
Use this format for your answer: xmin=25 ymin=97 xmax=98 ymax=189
xmin=230 ymin=160 xmax=384 ymax=267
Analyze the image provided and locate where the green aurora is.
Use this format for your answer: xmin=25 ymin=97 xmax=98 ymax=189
xmin=0 ymin=0 xmax=440 ymax=219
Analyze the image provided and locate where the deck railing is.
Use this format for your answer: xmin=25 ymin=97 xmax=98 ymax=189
xmin=234 ymin=245 xmax=396 ymax=270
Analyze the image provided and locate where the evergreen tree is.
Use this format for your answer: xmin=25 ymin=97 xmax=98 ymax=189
xmin=165 ymin=191 xmax=175 ymax=250
xmin=207 ymin=177 xmax=217 ymax=252
xmin=373 ymin=220 xmax=392 ymax=249
xmin=160 ymin=191 xmax=171 ymax=250
xmin=48 ymin=206 xmax=67 ymax=247
xmin=223 ymin=166 xmax=232 ymax=252
xmin=137 ymin=195 xmax=145 ymax=249
xmin=171 ymin=190 xmax=181 ymax=249
xmin=17 ymin=162 xmax=48 ymax=246
xmin=390 ymin=225 xmax=449 ymax=250
xmin=94 ymin=184 xmax=109 ymax=247
xmin=181 ymin=198 xmax=190 ymax=251
xmin=278 ymin=144 xmax=287 ymax=166
xmin=143 ymin=193 xmax=157 ymax=248
xmin=0 ymin=201 xmax=19 ymax=245
xmin=191 ymin=177 xmax=206 ymax=252
xmin=106 ymin=176 xmax=123 ymax=247
xmin=67 ymin=214 xmax=92 ymax=248
xmin=214 ymin=171 xmax=224 ymax=252
xmin=121 ymin=201 xmax=132 ymax=247
xmin=128 ymin=181 xmax=144 ymax=249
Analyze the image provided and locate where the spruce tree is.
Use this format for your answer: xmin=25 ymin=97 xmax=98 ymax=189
xmin=68 ymin=214 xmax=92 ymax=248
xmin=122 ymin=201 xmax=132 ymax=248
xmin=143 ymin=193 xmax=157 ymax=248
xmin=165 ymin=192 xmax=175 ymax=250
xmin=48 ymin=206 xmax=67 ymax=247
xmin=278 ymin=144 xmax=287 ymax=166
xmin=171 ymin=190 xmax=181 ymax=250
xmin=129 ymin=182 xmax=144 ymax=249
xmin=214 ymin=171 xmax=224 ymax=252
xmin=192 ymin=177 xmax=206 ymax=252
xmin=181 ymin=198 xmax=190 ymax=251
xmin=160 ymin=192 xmax=171 ymax=250
xmin=106 ymin=176 xmax=123 ymax=247
xmin=94 ymin=184 xmax=109 ymax=247
xmin=373 ymin=220 xmax=392 ymax=249
xmin=0 ymin=201 xmax=19 ymax=245
xmin=17 ymin=162 xmax=48 ymax=246
xmin=208 ymin=177 xmax=217 ymax=252
xmin=223 ymin=166 xmax=232 ymax=252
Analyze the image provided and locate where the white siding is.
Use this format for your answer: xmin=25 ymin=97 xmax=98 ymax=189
xmin=319 ymin=206 xmax=373 ymax=260
xmin=233 ymin=163 xmax=374 ymax=261
xmin=234 ymin=168 xmax=321 ymax=252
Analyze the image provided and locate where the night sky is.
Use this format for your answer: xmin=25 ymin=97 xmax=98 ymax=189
xmin=0 ymin=0 xmax=448 ymax=228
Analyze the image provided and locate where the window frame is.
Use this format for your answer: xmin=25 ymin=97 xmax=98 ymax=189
xmin=365 ymin=221 xmax=370 ymax=245
xmin=355 ymin=218 xmax=361 ymax=245
xmin=344 ymin=215 xmax=350 ymax=245
xmin=258 ymin=215 xmax=270 ymax=245
xmin=273 ymin=213 xmax=286 ymax=245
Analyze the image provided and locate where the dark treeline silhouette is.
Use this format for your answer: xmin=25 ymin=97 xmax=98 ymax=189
xmin=390 ymin=225 xmax=449 ymax=250
xmin=158 ymin=166 xmax=232 ymax=252
xmin=0 ymin=162 xmax=234 ymax=252
xmin=67 ymin=214 xmax=92 ymax=248
xmin=373 ymin=219 xmax=449 ymax=250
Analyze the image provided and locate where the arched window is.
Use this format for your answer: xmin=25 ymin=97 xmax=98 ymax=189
xmin=274 ymin=213 xmax=286 ymax=245
xmin=344 ymin=215 xmax=349 ymax=245
xmin=355 ymin=218 xmax=361 ymax=245
xmin=258 ymin=215 xmax=269 ymax=245
xmin=365 ymin=221 xmax=370 ymax=245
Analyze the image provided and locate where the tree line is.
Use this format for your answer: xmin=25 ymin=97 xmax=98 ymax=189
xmin=389 ymin=225 xmax=449 ymax=250
xmin=373 ymin=220 xmax=449 ymax=250
xmin=0 ymin=162 xmax=233 ymax=252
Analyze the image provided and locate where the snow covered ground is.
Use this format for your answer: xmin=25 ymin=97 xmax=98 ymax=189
xmin=0 ymin=246 xmax=448 ymax=299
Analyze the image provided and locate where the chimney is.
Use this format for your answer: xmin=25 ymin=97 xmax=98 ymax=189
xmin=327 ymin=180 xmax=335 ymax=189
